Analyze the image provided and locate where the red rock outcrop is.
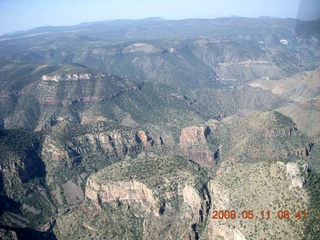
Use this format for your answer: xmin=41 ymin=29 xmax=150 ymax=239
xmin=179 ymin=125 xmax=217 ymax=167
xmin=179 ymin=126 xmax=210 ymax=145
xmin=135 ymin=130 xmax=149 ymax=144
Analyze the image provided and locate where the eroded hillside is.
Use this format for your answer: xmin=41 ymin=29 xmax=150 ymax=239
xmin=0 ymin=17 xmax=320 ymax=240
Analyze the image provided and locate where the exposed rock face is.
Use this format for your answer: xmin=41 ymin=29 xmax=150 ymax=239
xmin=182 ymin=185 xmax=202 ymax=210
xmin=40 ymin=122 xmax=165 ymax=195
xmin=86 ymin=180 xmax=158 ymax=214
xmin=179 ymin=126 xmax=210 ymax=145
xmin=291 ymin=177 xmax=304 ymax=188
xmin=135 ymin=130 xmax=152 ymax=145
xmin=208 ymin=225 xmax=246 ymax=240
xmin=287 ymin=161 xmax=307 ymax=189
xmin=81 ymin=129 xmax=154 ymax=156
xmin=55 ymin=156 xmax=211 ymax=239
xmin=41 ymin=73 xmax=92 ymax=82
xmin=41 ymin=123 xmax=158 ymax=165
xmin=179 ymin=125 xmax=216 ymax=165
xmin=41 ymin=75 xmax=61 ymax=82
xmin=287 ymin=162 xmax=301 ymax=176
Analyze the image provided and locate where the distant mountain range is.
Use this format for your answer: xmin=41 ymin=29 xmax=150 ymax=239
xmin=0 ymin=17 xmax=319 ymax=92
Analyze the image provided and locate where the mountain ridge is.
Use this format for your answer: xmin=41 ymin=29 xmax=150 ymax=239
xmin=1 ymin=16 xmax=320 ymax=240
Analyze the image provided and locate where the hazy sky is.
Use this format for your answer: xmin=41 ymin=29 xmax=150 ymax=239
xmin=0 ymin=0 xmax=318 ymax=35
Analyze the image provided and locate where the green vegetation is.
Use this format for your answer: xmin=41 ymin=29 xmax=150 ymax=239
xmin=211 ymin=160 xmax=308 ymax=240
xmin=0 ymin=17 xmax=319 ymax=239
xmin=303 ymin=171 xmax=320 ymax=240
xmin=0 ymin=129 xmax=41 ymax=155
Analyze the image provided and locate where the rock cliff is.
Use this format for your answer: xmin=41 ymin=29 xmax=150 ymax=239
xmin=179 ymin=124 xmax=218 ymax=167
xmin=179 ymin=126 xmax=211 ymax=145
xmin=53 ymin=155 xmax=211 ymax=239
xmin=41 ymin=122 xmax=157 ymax=163
xmin=41 ymin=73 xmax=93 ymax=82
xmin=40 ymin=121 xmax=164 ymax=195
xmin=86 ymin=180 xmax=158 ymax=214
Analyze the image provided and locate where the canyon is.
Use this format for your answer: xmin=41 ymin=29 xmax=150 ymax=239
xmin=0 ymin=17 xmax=320 ymax=239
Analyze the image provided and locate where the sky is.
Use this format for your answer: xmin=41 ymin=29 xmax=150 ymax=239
xmin=0 ymin=0 xmax=319 ymax=35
